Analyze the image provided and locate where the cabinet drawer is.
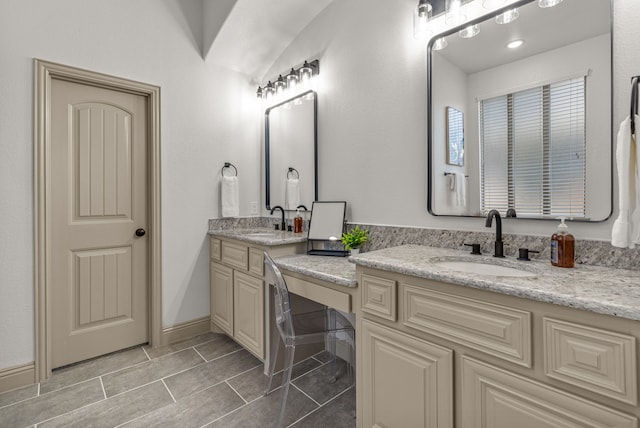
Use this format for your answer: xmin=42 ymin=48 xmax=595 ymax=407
xmin=249 ymin=248 xmax=264 ymax=276
xmin=461 ymin=356 xmax=637 ymax=428
xmin=361 ymin=274 xmax=397 ymax=321
xmin=544 ymin=317 xmax=637 ymax=405
xmin=221 ymin=241 xmax=248 ymax=270
xmin=210 ymin=238 xmax=221 ymax=261
xmin=403 ymin=284 xmax=531 ymax=367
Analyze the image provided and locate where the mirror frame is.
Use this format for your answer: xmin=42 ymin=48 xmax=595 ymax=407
xmin=426 ymin=0 xmax=613 ymax=221
xmin=265 ymin=90 xmax=318 ymax=211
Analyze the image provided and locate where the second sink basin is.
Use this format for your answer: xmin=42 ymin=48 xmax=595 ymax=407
xmin=434 ymin=261 xmax=538 ymax=278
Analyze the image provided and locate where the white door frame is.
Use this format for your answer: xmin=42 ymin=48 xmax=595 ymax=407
xmin=34 ymin=59 xmax=162 ymax=380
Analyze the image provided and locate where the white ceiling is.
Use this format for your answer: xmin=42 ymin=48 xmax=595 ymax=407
xmin=204 ymin=0 xmax=335 ymax=82
xmin=436 ymin=0 xmax=610 ymax=74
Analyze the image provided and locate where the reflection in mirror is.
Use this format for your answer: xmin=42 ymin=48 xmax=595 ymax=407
xmin=265 ymin=90 xmax=317 ymax=211
xmin=307 ymin=201 xmax=347 ymax=256
xmin=446 ymin=106 xmax=464 ymax=166
xmin=427 ymin=0 xmax=612 ymax=220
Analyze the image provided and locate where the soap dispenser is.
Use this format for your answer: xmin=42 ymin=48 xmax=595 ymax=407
xmin=294 ymin=209 xmax=303 ymax=234
xmin=550 ymin=217 xmax=574 ymax=268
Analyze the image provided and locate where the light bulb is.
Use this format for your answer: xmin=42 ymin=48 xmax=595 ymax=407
xmin=413 ymin=0 xmax=433 ymax=40
xmin=432 ymin=37 xmax=448 ymax=51
xmin=459 ymin=24 xmax=480 ymax=39
xmin=495 ymin=8 xmax=519 ymax=24
xmin=445 ymin=0 xmax=466 ymax=26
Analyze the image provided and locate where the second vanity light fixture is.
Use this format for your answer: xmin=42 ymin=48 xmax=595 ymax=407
xmin=414 ymin=0 xmax=563 ymax=45
xmin=256 ymin=59 xmax=319 ymax=102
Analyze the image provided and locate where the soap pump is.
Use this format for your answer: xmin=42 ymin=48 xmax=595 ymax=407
xmin=550 ymin=217 xmax=574 ymax=268
xmin=294 ymin=209 xmax=303 ymax=234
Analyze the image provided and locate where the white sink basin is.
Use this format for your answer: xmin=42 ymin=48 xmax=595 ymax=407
xmin=434 ymin=261 xmax=537 ymax=278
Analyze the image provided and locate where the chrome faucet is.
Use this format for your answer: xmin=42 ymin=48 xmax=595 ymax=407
xmin=270 ymin=205 xmax=286 ymax=231
xmin=485 ymin=210 xmax=505 ymax=258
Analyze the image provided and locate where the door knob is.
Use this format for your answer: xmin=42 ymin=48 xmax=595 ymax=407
xmin=135 ymin=228 xmax=146 ymax=237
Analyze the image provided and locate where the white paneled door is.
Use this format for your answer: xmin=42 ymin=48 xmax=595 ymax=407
xmin=50 ymin=78 xmax=148 ymax=368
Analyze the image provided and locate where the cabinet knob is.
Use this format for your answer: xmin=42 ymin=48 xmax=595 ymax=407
xmin=135 ymin=228 xmax=146 ymax=237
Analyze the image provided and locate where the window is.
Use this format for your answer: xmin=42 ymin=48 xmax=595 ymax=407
xmin=479 ymin=77 xmax=586 ymax=218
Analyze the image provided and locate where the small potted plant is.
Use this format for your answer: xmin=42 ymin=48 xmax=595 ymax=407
xmin=341 ymin=225 xmax=369 ymax=255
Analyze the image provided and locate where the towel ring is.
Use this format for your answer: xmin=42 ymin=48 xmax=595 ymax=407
xmin=221 ymin=162 xmax=238 ymax=177
xmin=287 ymin=167 xmax=299 ymax=179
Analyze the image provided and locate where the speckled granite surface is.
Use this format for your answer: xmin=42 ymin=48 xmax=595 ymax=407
xmin=208 ymin=228 xmax=306 ymax=246
xmin=209 ymin=218 xmax=640 ymax=270
xmin=350 ymin=245 xmax=640 ymax=321
xmin=348 ymin=223 xmax=640 ymax=271
xmin=274 ymin=255 xmax=357 ymax=288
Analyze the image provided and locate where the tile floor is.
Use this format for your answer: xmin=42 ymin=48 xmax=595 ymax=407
xmin=0 ymin=332 xmax=355 ymax=428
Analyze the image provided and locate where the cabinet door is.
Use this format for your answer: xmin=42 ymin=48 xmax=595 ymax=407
xmin=210 ymin=262 xmax=233 ymax=336
xmin=234 ymin=271 xmax=264 ymax=359
xmin=361 ymin=319 xmax=453 ymax=428
xmin=461 ymin=356 xmax=637 ymax=428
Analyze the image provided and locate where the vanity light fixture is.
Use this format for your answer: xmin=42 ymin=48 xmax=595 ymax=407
xmin=495 ymin=8 xmax=519 ymax=24
xmin=445 ymin=0 xmax=467 ymax=27
xmin=507 ymin=39 xmax=524 ymax=49
xmin=257 ymin=60 xmax=319 ymax=101
xmin=414 ymin=0 xmax=433 ymax=40
xmin=459 ymin=24 xmax=480 ymax=38
xmin=432 ymin=37 xmax=448 ymax=50
xmin=538 ymin=0 xmax=563 ymax=7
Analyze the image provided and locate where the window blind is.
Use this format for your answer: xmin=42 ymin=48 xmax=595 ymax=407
xmin=480 ymin=77 xmax=586 ymax=218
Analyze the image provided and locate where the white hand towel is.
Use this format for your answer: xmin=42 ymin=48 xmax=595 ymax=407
xmin=455 ymin=173 xmax=466 ymax=207
xmin=611 ymin=115 xmax=640 ymax=248
xmin=285 ymin=178 xmax=300 ymax=210
xmin=221 ymin=176 xmax=239 ymax=217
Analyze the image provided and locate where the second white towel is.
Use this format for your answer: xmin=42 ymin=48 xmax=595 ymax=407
xmin=454 ymin=173 xmax=466 ymax=207
xmin=221 ymin=176 xmax=239 ymax=217
xmin=285 ymin=178 xmax=300 ymax=210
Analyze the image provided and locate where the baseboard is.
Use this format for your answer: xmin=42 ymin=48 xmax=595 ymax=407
xmin=0 ymin=362 xmax=36 ymax=394
xmin=159 ymin=316 xmax=211 ymax=346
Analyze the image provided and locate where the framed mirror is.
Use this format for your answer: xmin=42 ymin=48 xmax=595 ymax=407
xmin=265 ymin=90 xmax=318 ymax=211
xmin=307 ymin=201 xmax=347 ymax=256
xmin=446 ymin=106 xmax=464 ymax=166
xmin=427 ymin=0 xmax=612 ymax=220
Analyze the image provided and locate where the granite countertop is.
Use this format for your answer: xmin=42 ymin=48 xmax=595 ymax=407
xmin=208 ymin=228 xmax=307 ymax=246
xmin=274 ymin=254 xmax=357 ymax=288
xmin=350 ymin=244 xmax=640 ymax=321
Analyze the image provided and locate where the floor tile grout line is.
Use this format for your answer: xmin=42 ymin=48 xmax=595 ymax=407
xmin=31 ymin=379 xmax=174 ymax=427
xmin=224 ymin=380 xmax=249 ymax=405
xmin=143 ymin=335 xmax=222 ymax=360
xmin=99 ymin=376 xmax=107 ymax=399
xmin=141 ymin=345 xmax=152 ymax=360
xmin=285 ymin=385 xmax=354 ymax=428
xmin=163 ymin=362 xmax=263 ymax=402
xmin=161 ymin=379 xmax=177 ymax=403
xmin=291 ymin=382 xmax=322 ymax=407
xmin=192 ymin=346 xmax=208 ymax=363
xmin=205 ymin=347 xmax=246 ymax=362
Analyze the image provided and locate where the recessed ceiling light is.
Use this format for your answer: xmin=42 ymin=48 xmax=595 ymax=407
xmin=507 ymin=40 xmax=524 ymax=49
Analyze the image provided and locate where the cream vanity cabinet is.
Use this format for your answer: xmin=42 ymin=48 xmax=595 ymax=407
xmin=357 ymin=267 xmax=639 ymax=428
xmin=209 ymin=235 xmax=304 ymax=360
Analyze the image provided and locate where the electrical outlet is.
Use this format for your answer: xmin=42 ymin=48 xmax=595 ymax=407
xmin=250 ymin=201 xmax=258 ymax=215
